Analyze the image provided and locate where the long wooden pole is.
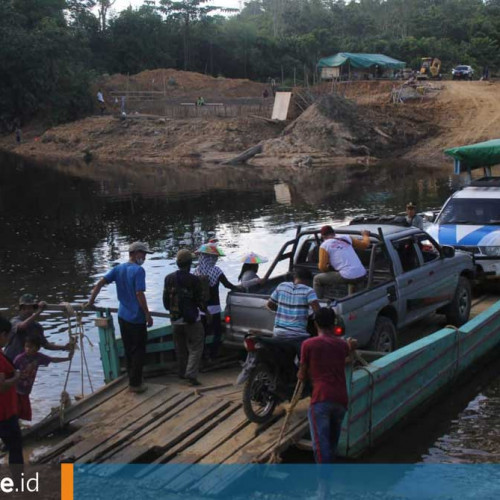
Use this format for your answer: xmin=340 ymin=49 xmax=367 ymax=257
xmin=45 ymin=303 xmax=171 ymax=319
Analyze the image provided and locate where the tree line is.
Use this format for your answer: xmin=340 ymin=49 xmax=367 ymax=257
xmin=1 ymin=0 xmax=499 ymax=129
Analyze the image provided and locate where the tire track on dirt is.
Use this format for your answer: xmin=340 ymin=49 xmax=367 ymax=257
xmin=404 ymin=81 xmax=500 ymax=165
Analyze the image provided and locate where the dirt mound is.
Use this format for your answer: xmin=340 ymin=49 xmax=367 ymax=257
xmin=262 ymin=95 xmax=365 ymax=157
xmin=260 ymin=93 xmax=431 ymax=163
xmin=101 ymin=69 xmax=266 ymax=99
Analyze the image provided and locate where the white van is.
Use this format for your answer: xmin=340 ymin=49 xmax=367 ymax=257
xmin=426 ymin=177 xmax=500 ymax=280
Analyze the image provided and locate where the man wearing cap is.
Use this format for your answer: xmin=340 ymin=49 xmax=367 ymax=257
xmin=313 ymin=225 xmax=371 ymax=299
xmin=163 ymin=249 xmax=206 ymax=386
xmin=4 ymin=294 xmax=73 ymax=362
xmin=406 ymin=202 xmax=424 ymax=230
xmin=88 ymin=241 xmax=153 ymax=393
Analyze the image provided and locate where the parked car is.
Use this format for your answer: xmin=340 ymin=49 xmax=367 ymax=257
xmin=452 ymin=65 xmax=474 ymax=80
xmin=225 ymin=225 xmax=475 ymax=353
xmin=426 ymin=177 xmax=500 ymax=281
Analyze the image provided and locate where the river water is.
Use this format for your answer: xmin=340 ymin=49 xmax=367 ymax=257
xmin=1 ymin=151 xmax=499 ymax=464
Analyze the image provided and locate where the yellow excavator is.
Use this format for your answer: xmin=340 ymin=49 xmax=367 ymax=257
xmin=417 ymin=57 xmax=442 ymax=80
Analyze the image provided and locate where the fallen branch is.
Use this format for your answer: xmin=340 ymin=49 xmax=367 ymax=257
xmin=248 ymin=114 xmax=281 ymax=124
xmin=222 ymin=144 xmax=263 ymax=165
xmin=373 ymin=126 xmax=392 ymax=139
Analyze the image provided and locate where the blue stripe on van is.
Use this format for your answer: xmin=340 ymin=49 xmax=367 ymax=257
xmin=438 ymin=225 xmax=500 ymax=245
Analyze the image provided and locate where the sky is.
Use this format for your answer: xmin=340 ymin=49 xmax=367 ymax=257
xmin=113 ymin=0 xmax=243 ymax=14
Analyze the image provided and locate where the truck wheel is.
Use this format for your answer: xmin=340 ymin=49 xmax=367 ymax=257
xmin=368 ymin=316 xmax=397 ymax=353
xmin=243 ymin=364 xmax=277 ymax=424
xmin=445 ymin=277 xmax=471 ymax=326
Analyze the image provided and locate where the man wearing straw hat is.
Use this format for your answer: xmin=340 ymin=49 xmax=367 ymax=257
xmin=88 ymin=241 xmax=153 ymax=394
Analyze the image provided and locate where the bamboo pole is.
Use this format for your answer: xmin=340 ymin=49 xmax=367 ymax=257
xmin=44 ymin=303 xmax=171 ymax=319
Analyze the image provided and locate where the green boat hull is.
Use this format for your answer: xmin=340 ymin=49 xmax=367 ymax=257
xmin=338 ymin=300 xmax=500 ymax=457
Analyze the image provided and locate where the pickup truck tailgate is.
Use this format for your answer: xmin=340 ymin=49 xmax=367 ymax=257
xmin=226 ymin=293 xmax=275 ymax=337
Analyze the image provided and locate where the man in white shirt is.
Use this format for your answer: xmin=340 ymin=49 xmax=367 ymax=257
xmin=313 ymin=225 xmax=371 ymax=299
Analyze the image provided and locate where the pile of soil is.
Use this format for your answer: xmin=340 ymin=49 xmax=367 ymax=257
xmin=100 ymin=69 xmax=266 ymax=99
xmin=255 ymin=93 xmax=436 ymax=167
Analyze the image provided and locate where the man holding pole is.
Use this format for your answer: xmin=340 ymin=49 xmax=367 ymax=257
xmin=298 ymin=307 xmax=357 ymax=463
xmin=4 ymin=294 xmax=73 ymax=362
xmin=88 ymin=242 xmax=153 ymax=393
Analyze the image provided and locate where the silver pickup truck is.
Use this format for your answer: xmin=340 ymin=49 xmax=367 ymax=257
xmin=225 ymin=224 xmax=475 ymax=352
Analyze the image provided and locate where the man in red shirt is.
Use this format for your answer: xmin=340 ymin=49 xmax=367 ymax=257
xmin=298 ymin=307 xmax=357 ymax=463
xmin=0 ymin=315 xmax=23 ymax=465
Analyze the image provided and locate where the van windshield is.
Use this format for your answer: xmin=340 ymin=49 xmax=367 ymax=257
xmin=437 ymin=198 xmax=500 ymax=225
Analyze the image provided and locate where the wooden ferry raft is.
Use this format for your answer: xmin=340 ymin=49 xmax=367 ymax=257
xmin=33 ymin=366 xmax=309 ymax=467
xmin=28 ymin=294 xmax=499 ymax=474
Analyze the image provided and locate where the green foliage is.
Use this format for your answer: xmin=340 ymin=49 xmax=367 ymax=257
xmin=2 ymin=0 xmax=500 ymax=130
xmin=0 ymin=0 xmax=93 ymax=129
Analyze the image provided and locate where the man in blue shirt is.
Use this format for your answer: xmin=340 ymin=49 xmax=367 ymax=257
xmin=88 ymin=242 xmax=153 ymax=393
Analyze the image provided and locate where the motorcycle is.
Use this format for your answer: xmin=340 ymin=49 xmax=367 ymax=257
xmin=237 ymin=333 xmax=307 ymax=424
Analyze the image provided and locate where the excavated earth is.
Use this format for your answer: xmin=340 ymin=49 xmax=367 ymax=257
xmin=1 ymin=70 xmax=499 ymax=169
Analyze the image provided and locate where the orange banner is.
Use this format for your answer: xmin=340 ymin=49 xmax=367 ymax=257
xmin=61 ymin=464 xmax=74 ymax=500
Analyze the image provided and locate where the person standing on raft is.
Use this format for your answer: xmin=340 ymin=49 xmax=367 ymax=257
xmin=194 ymin=243 xmax=240 ymax=362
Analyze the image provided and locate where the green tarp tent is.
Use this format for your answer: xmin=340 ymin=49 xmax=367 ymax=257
xmin=444 ymin=139 xmax=500 ymax=174
xmin=317 ymin=53 xmax=406 ymax=70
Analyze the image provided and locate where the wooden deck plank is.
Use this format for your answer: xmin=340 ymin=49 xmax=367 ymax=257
xmin=139 ymin=407 xmax=250 ymax=490
xmin=226 ymin=405 xmax=309 ymax=464
xmin=76 ymin=392 xmax=198 ymax=464
xmin=164 ymin=412 xmax=270 ymax=492
xmin=150 ymin=403 xmax=242 ymax=465
xmin=197 ymin=420 xmax=261 ymax=464
xmin=76 ymin=382 xmax=166 ymax=426
xmin=139 ymin=404 xmax=249 ymax=488
xmin=96 ymin=396 xmax=231 ymax=470
xmin=36 ymin=383 xmax=168 ymax=464
xmin=25 ymin=375 xmax=128 ymax=441
xmin=196 ymin=408 xmax=309 ymax=496
xmin=61 ymin=390 xmax=186 ymax=463
xmin=170 ymin=407 xmax=250 ymax=464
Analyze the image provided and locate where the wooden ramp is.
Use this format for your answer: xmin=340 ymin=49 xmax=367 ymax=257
xmin=34 ymin=367 xmax=309 ymax=469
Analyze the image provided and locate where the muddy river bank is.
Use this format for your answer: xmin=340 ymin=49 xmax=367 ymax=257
xmin=1 ymin=151 xmax=499 ymax=464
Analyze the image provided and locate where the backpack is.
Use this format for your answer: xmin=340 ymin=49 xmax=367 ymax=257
xmin=169 ymin=272 xmax=199 ymax=324
xmin=197 ymin=274 xmax=211 ymax=303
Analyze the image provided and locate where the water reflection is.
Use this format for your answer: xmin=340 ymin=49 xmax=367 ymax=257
xmin=2 ymin=152 xmax=498 ymax=464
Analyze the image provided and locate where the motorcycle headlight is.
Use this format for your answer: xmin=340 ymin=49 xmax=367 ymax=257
xmin=479 ymin=246 xmax=500 ymax=257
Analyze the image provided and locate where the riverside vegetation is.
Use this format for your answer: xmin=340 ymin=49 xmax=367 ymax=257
xmin=1 ymin=0 xmax=500 ymax=130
